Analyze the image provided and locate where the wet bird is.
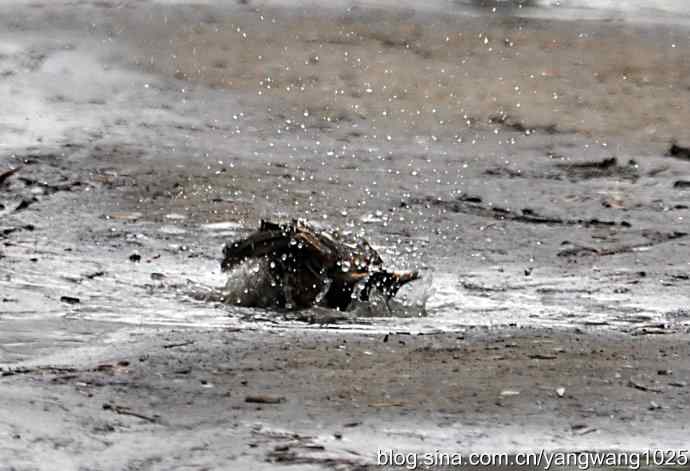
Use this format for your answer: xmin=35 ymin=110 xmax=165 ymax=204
xmin=221 ymin=219 xmax=420 ymax=311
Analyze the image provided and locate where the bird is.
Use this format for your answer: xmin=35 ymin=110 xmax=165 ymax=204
xmin=221 ymin=219 xmax=419 ymax=311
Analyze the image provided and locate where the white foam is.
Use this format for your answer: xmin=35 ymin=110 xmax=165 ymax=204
xmin=201 ymin=221 xmax=243 ymax=231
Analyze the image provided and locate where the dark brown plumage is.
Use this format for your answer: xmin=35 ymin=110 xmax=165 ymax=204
xmin=221 ymin=219 xmax=419 ymax=311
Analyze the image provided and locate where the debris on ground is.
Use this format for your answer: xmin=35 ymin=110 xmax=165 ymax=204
xmin=1 ymin=224 xmax=34 ymax=238
xmin=15 ymin=197 xmax=38 ymax=212
xmin=554 ymin=157 xmax=639 ymax=181
xmin=102 ymin=403 xmax=160 ymax=423
xmin=245 ymin=394 xmax=286 ymax=404
xmin=628 ymin=378 xmax=663 ymax=393
xmin=649 ymin=401 xmax=663 ymax=410
xmin=405 ymin=195 xmax=627 ymax=227
xmin=488 ymin=113 xmax=561 ymax=135
xmin=500 ymin=390 xmax=520 ymax=397
xmin=571 ymin=424 xmax=597 ymax=436
xmin=59 ymin=295 xmax=81 ymax=305
xmin=0 ymin=166 xmax=21 ymax=186
xmin=668 ymin=141 xmax=690 ymax=160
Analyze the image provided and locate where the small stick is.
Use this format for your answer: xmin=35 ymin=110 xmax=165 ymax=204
xmin=0 ymin=166 xmax=21 ymax=186
xmin=162 ymin=340 xmax=195 ymax=349
xmin=103 ymin=403 xmax=159 ymax=423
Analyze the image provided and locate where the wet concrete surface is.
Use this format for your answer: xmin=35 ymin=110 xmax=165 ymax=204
xmin=1 ymin=0 xmax=690 ymax=469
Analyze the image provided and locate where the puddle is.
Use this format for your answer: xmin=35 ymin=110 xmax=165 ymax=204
xmin=2 ymin=0 xmax=689 ymax=347
xmin=3 ymin=223 xmax=687 ymax=338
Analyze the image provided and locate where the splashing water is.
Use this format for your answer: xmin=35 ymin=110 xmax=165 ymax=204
xmin=219 ymin=257 xmax=432 ymax=317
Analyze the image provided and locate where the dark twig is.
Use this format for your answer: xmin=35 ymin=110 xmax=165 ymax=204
xmin=162 ymin=341 xmax=195 ymax=349
xmin=102 ymin=403 xmax=159 ymax=423
xmin=0 ymin=166 xmax=22 ymax=186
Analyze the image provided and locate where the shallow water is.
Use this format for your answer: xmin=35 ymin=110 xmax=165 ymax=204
xmin=251 ymin=0 xmax=690 ymax=23
xmin=2 ymin=0 xmax=690 ymax=348
xmin=4 ymin=225 xmax=686 ymax=340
